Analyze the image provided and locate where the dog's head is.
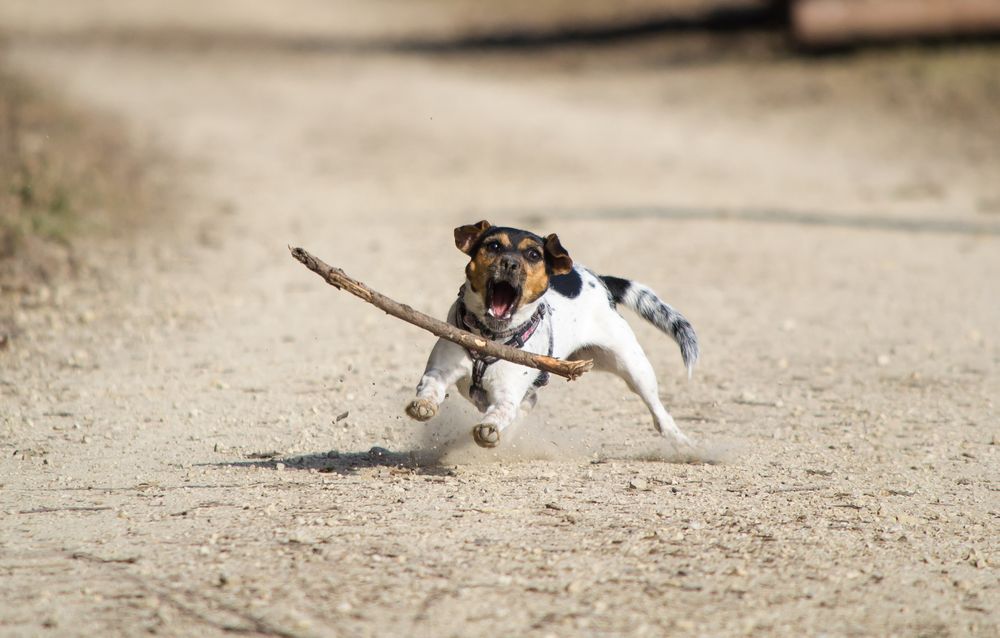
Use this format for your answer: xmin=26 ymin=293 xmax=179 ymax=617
xmin=454 ymin=220 xmax=573 ymax=323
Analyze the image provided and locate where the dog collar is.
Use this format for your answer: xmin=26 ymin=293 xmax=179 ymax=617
xmin=453 ymin=297 xmax=552 ymax=404
xmin=458 ymin=301 xmax=547 ymax=343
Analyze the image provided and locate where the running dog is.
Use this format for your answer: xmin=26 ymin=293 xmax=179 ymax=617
xmin=405 ymin=221 xmax=699 ymax=449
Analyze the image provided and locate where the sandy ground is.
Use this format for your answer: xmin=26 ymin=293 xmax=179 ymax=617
xmin=1 ymin=3 xmax=999 ymax=636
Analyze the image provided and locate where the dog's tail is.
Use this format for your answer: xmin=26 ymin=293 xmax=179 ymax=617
xmin=600 ymin=275 xmax=699 ymax=377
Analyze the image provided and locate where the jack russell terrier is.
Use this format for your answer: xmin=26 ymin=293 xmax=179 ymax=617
xmin=406 ymin=221 xmax=699 ymax=450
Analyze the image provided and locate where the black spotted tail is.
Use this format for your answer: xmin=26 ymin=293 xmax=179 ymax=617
xmin=600 ymin=275 xmax=699 ymax=377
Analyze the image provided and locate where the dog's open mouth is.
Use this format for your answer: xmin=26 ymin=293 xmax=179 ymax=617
xmin=487 ymin=280 xmax=521 ymax=320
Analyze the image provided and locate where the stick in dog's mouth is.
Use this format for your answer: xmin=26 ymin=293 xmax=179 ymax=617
xmin=487 ymin=280 xmax=521 ymax=319
xmin=289 ymin=245 xmax=593 ymax=381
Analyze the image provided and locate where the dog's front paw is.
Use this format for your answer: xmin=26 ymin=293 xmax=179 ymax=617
xmin=405 ymin=398 xmax=438 ymax=422
xmin=472 ymin=423 xmax=500 ymax=448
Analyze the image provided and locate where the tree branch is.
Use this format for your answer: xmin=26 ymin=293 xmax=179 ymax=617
xmin=289 ymin=246 xmax=593 ymax=381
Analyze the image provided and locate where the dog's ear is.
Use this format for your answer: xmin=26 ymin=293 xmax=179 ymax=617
xmin=544 ymin=233 xmax=573 ymax=276
xmin=454 ymin=220 xmax=493 ymax=255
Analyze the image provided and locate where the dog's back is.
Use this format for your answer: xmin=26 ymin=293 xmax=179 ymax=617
xmin=543 ymin=267 xmax=698 ymax=377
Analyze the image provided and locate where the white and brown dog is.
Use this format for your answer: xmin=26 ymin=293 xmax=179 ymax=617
xmin=406 ymin=221 xmax=699 ymax=449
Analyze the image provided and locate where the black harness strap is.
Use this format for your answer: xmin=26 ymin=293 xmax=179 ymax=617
xmin=453 ymin=297 xmax=552 ymax=403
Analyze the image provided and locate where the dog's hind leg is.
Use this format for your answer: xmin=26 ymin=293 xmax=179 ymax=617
xmin=520 ymin=388 xmax=538 ymax=413
xmin=577 ymin=316 xmax=693 ymax=449
xmin=617 ymin=348 xmax=692 ymax=448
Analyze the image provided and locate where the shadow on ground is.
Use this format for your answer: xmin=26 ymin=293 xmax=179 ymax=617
xmin=211 ymin=438 xmax=728 ymax=477
xmin=213 ymin=447 xmax=457 ymax=477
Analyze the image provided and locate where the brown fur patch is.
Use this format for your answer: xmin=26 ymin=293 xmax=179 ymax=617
xmin=466 ymin=235 xmax=504 ymax=293
xmin=517 ymin=237 xmax=549 ymax=304
xmin=521 ymin=262 xmax=549 ymax=304
xmin=454 ymin=220 xmax=492 ymax=255
xmin=492 ymin=233 xmax=512 ymax=248
xmin=465 ymin=258 xmax=491 ymax=294
xmin=544 ymin=234 xmax=573 ymax=275
xmin=516 ymin=237 xmax=539 ymax=251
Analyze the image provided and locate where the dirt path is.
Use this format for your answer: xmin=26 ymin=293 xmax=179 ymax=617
xmin=2 ymin=4 xmax=998 ymax=636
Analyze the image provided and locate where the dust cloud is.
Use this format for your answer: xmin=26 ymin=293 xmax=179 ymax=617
xmin=406 ymin=400 xmax=734 ymax=466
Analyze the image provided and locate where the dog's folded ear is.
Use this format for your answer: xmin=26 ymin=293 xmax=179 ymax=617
xmin=454 ymin=220 xmax=493 ymax=254
xmin=544 ymin=234 xmax=573 ymax=275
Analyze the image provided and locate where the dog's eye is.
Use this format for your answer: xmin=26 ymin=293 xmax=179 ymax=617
xmin=484 ymin=240 xmax=501 ymax=252
xmin=525 ymin=248 xmax=542 ymax=262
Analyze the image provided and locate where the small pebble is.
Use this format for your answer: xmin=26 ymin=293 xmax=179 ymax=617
xmin=628 ymin=478 xmax=649 ymax=491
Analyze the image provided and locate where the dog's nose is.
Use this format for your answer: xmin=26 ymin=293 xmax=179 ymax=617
xmin=498 ymin=255 xmax=522 ymax=275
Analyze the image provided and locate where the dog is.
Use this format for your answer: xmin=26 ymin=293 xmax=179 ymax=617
xmin=405 ymin=221 xmax=699 ymax=450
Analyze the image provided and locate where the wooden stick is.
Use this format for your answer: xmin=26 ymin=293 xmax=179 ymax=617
xmin=289 ymin=246 xmax=593 ymax=381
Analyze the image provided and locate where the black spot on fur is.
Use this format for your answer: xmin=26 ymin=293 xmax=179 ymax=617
xmin=551 ymin=268 xmax=583 ymax=298
xmin=599 ymin=275 xmax=630 ymax=306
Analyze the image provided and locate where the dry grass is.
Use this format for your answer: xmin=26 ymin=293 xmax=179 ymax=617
xmin=0 ymin=63 xmax=150 ymax=285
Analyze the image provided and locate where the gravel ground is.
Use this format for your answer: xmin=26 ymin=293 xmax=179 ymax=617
xmin=1 ymin=3 xmax=998 ymax=636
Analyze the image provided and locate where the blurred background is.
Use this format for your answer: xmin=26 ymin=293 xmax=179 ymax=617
xmin=3 ymin=0 xmax=1000 ymax=279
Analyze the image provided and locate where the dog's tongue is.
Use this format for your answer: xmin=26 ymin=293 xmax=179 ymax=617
xmin=490 ymin=282 xmax=517 ymax=318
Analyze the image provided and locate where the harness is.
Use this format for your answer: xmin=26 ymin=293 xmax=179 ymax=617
xmin=453 ymin=295 xmax=552 ymax=404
